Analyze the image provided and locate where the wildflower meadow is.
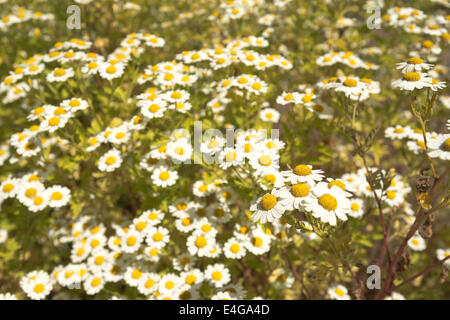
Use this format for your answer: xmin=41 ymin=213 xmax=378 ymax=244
xmin=0 ymin=0 xmax=449 ymax=302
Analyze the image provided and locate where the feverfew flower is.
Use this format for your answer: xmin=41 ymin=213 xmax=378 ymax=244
xmin=98 ymin=149 xmax=123 ymax=172
xmin=250 ymin=189 xmax=287 ymax=224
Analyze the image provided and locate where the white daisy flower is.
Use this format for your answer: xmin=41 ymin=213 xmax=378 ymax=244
xmin=223 ymin=237 xmax=247 ymax=259
xmin=276 ymin=91 xmax=300 ymax=105
xmin=151 ymin=167 xmax=178 ymax=187
xmin=99 ymin=62 xmax=125 ymax=80
xmin=408 ymin=234 xmax=426 ymax=251
xmin=385 ymin=292 xmax=406 ymax=300
xmin=245 ymin=228 xmax=272 ymax=255
xmin=328 ymin=284 xmax=350 ymax=300
xmin=20 ymin=271 xmax=52 ymax=300
xmin=146 ymin=226 xmax=170 ymax=249
xmin=121 ymin=230 xmax=143 ymax=253
xmin=278 ymin=182 xmax=314 ymax=210
xmin=46 ymin=67 xmax=74 ymax=82
xmin=304 ymin=183 xmax=351 ymax=226
xmin=180 ymin=268 xmax=204 ymax=287
xmin=348 ymin=198 xmax=365 ymax=218
xmin=140 ymin=98 xmax=167 ymax=119
xmin=205 ymin=264 xmax=231 ymax=288
xmin=137 ymin=272 xmax=160 ymax=295
xmin=250 ymin=188 xmax=288 ymax=224
xmin=98 ymin=149 xmax=123 ymax=172
xmin=0 ymin=229 xmax=8 ymax=243
xmin=45 ymin=185 xmax=71 ymax=208
xmin=396 ymin=57 xmax=434 ymax=73
xmin=282 ymin=164 xmax=324 ymax=185
xmin=436 ymin=248 xmax=450 ymax=269
xmin=249 ymin=151 xmax=280 ymax=175
xmin=259 ymin=108 xmax=280 ymax=122
xmin=385 ymin=125 xmax=413 ymax=140
xmin=61 ymin=97 xmax=89 ymax=113
xmin=186 ymin=230 xmax=216 ymax=257
xmin=84 ymin=275 xmax=105 ymax=295
xmin=392 ymin=72 xmax=432 ymax=91
xmin=158 ymin=273 xmax=183 ymax=296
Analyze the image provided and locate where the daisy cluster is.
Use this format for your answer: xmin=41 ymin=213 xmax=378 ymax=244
xmin=381 ymin=7 xmax=449 ymax=61
xmin=385 ymin=124 xmax=450 ymax=160
xmin=0 ymin=6 xmax=54 ymax=31
xmin=317 ymin=76 xmax=380 ymax=102
xmin=0 ymin=174 xmax=70 ymax=212
xmin=0 ymin=0 xmax=448 ymax=301
xmin=392 ymin=57 xmax=446 ymax=91
xmin=316 ymin=51 xmax=379 ymax=70
xmin=35 ymin=189 xmax=272 ymax=300
xmin=1 ymin=32 xmax=164 ymax=104
xmin=250 ymin=165 xmax=412 ymax=227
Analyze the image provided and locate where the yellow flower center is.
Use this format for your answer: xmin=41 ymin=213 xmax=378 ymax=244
xmin=252 ymin=237 xmax=263 ymax=247
xmin=237 ymin=76 xmax=248 ymax=84
xmin=105 ymin=156 xmax=116 ymax=165
xmin=2 ymin=184 xmax=14 ymax=193
xmin=127 ymin=236 xmax=137 ymax=246
xmin=212 ymin=271 xmax=222 ymax=281
xmin=265 ymin=174 xmax=276 ymax=183
xmin=386 ymin=191 xmax=396 ymax=199
xmin=94 ymin=256 xmax=104 ymax=265
xmin=91 ymin=278 xmax=101 ymax=287
xmin=422 ymin=41 xmax=433 ymax=49
xmin=25 ymin=187 xmax=37 ymax=198
xmin=182 ymin=217 xmax=191 ymax=226
xmin=328 ymin=180 xmax=346 ymax=191
xmin=403 ymin=72 xmax=421 ymax=82
xmin=293 ymin=164 xmax=312 ymax=176
xmin=53 ymin=68 xmax=66 ymax=77
xmin=48 ymin=117 xmax=60 ymax=126
xmin=106 ymin=66 xmax=117 ymax=74
xmin=343 ymin=79 xmax=357 ymax=87
xmin=132 ymin=269 xmax=142 ymax=279
xmin=33 ymin=284 xmax=45 ymax=293
xmin=171 ymin=91 xmax=182 ymax=99
xmin=159 ymin=171 xmax=170 ymax=181
xmin=335 ymin=288 xmax=345 ymax=297
xmin=33 ymin=197 xmax=44 ymax=205
xmin=252 ymin=82 xmax=262 ymax=90
xmin=136 ymin=221 xmax=146 ymax=231
xmin=291 ymin=183 xmax=310 ymax=197
xmin=186 ymin=275 xmax=196 ymax=285
xmin=163 ymin=73 xmax=174 ymax=81
xmin=351 ymin=203 xmax=360 ymax=211
xmin=149 ymin=104 xmax=160 ymax=113
xmin=195 ymin=236 xmax=207 ymax=248
xmin=261 ymin=194 xmax=277 ymax=211
xmin=145 ymin=279 xmax=155 ymax=288
xmin=442 ymin=138 xmax=450 ymax=151
xmin=54 ymin=107 xmax=66 ymax=116
xmin=51 ymin=192 xmax=63 ymax=200
xmin=407 ymin=57 xmax=423 ymax=65
xmin=230 ymin=244 xmax=240 ymax=253
xmin=258 ymin=155 xmax=272 ymax=166
xmin=302 ymin=95 xmax=313 ymax=103
xmin=318 ymin=194 xmax=338 ymax=211
xmin=284 ymin=93 xmax=294 ymax=101
xmin=153 ymin=232 xmax=163 ymax=242
xmin=165 ymin=281 xmax=175 ymax=289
